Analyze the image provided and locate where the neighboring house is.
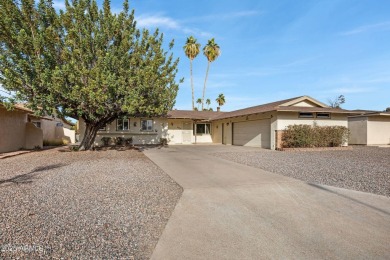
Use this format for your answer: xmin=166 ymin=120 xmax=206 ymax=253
xmin=0 ymin=104 xmax=42 ymax=153
xmin=0 ymin=103 xmax=76 ymax=153
xmin=348 ymin=112 xmax=390 ymax=145
xmin=29 ymin=114 xmax=76 ymax=144
xmin=80 ymin=96 xmax=357 ymax=149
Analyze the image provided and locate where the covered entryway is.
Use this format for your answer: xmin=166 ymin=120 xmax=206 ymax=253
xmin=182 ymin=122 xmax=192 ymax=144
xmin=232 ymin=119 xmax=270 ymax=148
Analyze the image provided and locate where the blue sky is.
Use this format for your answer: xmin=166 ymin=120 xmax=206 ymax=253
xmin=116 ymin=0 xmax=390 ymax=111
xmin=3 ymin=0 xmax=390 ymax=111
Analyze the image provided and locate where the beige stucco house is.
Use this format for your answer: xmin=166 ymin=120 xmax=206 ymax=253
xmin=0 ymin=104 xmax=76 ymax=153
xmin=348 ymin=112 xmax=390 ymax=145
xmin=0 ymin=104 xmax=43 ymax=153
xmin=81 ymin=96 xmax=357 ymax=149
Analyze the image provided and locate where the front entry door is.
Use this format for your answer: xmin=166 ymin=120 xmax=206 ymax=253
xmin=182 ymin=122 xmax=192 ymax=144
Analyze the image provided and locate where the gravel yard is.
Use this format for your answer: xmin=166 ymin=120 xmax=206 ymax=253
xmin=213 ymin=146 xmax=390 ymax=197
xmin=0 ymin=148 xmax=182 ymax=259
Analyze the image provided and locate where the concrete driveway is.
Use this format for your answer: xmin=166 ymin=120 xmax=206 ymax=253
xmin=144 ymin=145 xmax=390 ymax=259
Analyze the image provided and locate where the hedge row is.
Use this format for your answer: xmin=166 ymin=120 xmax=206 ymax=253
xmin=281 ymin=124 xmax=349 ymax=148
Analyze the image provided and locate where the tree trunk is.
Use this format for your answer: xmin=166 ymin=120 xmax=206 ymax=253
xmin=202 ymin=61 xmax=210 ymax=111
xmin=190 ymin=59 xmax=195 ymax=110
xmin=79 ymin=123 xmax=100 ymax=151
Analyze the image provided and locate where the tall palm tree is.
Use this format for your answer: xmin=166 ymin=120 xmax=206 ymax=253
xmin=183 ymin=36 xmax=201 ymax=110
xmin=202 ymin=38 xmax=220 ymax=110
xmin=206 ymin=98 xmax=211 ymax=109
xmin=216 ymin=93 xmax=226 ymax=110
xmin=196 ymin=98 xmax=202 ymax=110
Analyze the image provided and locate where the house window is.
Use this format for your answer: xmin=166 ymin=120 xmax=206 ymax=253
xmin=316 ymin=113 xmax=330 ymax=119
xmin=117 ymin=118 xmax=129 ymax=131
xmin=299 ymin=112 xmax=314 ymax=118
xmin=141 ymin=119 xmax=153 ymax=131
xmin=32 ymin=121 xmax=41 ymax=128
xmin=195 ymin=123 xmax=211 ymax=135
xmin=99 ymin=125 xmax=106 ymax=131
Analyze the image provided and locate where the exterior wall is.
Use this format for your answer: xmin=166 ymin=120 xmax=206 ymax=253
xmin=40 ymin=119 xmax=57 ymax=141
xmin=0 ymin=107 xmax=28 ymax=153
xmin=55 ymin=127 xmax=76 ymax=143
xmin=348 ymin=117 xmax=368 ymax=145
xmin=167 ymin=119 xmax=213 ymax=144
xmin=167 ymin=119 xmax=192 ymax=144
xmin=25 ymin=122 xmax=43 ymax=149
xmin=33 ymin=118 xmax=75 ymax=144
xmin=212 ymin=112 xmax=276 ymax=146
xmin=367 ymin=116 xmax=390 ymax=145
xmin=79 ymin=117 xmax=168 ymax=146
xmin=276 ymin=112 xmax=349 ymax=149
xmin=276 ymin=112 xmax=348 ymax=130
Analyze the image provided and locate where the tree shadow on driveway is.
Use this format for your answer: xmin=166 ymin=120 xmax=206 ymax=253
xmin=0 ymin=163 xmax=67 ymax=186
xmin=308 ymin=183 xmax=390 ymax=216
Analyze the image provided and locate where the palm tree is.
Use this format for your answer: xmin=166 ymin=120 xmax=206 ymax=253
xmin=216 ymin=93 xmax=225 ymax=111
xmin=202 ymin=38 xmax=220 ymax=110
xmin=206 ymin=98 xmax=211 ymax=109
xmin=196 ymin=98 xmax=202 ymax=110
xmin=183 ymin=36 xmax=201 ymax=110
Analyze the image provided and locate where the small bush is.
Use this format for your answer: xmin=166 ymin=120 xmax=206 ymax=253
xmin=43 ymin=139 xmax=64 ymax=146
xmin=101 ymin=137 xmax=112 ymax=146
xmin=282 ymin=124 xmax=349 ymax=148
xmin=160 ymin=138 xmax=168 ymax=146
xmin=115 ymin=137 xmax=125 ymax=146
xmin=125 ymin=137 xmax=133 ymax=146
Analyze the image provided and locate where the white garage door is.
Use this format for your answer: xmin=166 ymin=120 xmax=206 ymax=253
xmin=233 ymin=119 xmax=270 ymax=148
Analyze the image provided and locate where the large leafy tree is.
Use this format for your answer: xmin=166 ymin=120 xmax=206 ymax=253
xmin=183 ymin=36 xmax=200 ymax=110
xmin=0 ymin=0 xmax=181 ymax=150
xmin=202 ymin=38 xmax=220 ymax=110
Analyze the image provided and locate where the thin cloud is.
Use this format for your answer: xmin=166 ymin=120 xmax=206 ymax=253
xmin=184 ymin=10 xmax=261 ymax=23
xmin=340 ymin=21 xmax=390 ymax=35
xmin=328 ymin=87 xmax=376 ymax=94
xmin=137 ymin=15 xmax=180 ymax=29
xmin=136 ymin=14 xmax=212 ymax=38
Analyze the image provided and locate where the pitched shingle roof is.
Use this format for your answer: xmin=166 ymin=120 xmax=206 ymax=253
xmin=167 ymin=110 xmax=225 ymax=120
xmin=211 ymin=96 xmax=302 ymax=120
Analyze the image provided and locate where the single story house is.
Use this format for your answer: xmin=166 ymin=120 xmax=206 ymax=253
xmin=348 ymin=112 xmax=390 ymax=145
xmin=81 ymin=95 xmax=358 ymax=150
xmin=0 ymin=104 xmax=76 ymax=153
xmin=0 ymin=104 xmax=43 ymax=153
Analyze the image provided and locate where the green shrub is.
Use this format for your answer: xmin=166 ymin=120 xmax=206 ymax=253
xmin=160 ymin=138 xmax=168 ymax=146
xmin=101 ymin=137 xmax=112 ymax=146
xmin=115 ymin=137 xmax=125 ymax=146
xmin=125 ymin=137 xmax=133 ymax=146
xmin=282 ymin=124 xmax=349 ymax=148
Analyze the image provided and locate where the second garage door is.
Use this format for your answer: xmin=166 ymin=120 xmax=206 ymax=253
xmin=232 ymin=119 xmax=270 ymax=148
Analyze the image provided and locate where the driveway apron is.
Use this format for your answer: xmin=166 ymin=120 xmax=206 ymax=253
xmin=144 ymin=145 xmax=390 ymax=260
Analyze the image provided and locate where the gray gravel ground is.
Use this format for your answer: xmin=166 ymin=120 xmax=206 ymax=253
xmin=213 ymin=146 xmax=390 ymax=197
xmin=0 ymin=148 xmax=182 ymax=259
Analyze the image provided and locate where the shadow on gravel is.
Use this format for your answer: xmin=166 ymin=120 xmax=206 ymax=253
xmin=0 ymin=163 xmax=67 ymax=186
xmin=308 ymin=183 xmax=390 ymax=216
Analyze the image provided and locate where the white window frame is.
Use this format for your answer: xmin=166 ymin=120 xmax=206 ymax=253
xmin=117 ymin=118 xmax=129 ymax=131
xmin=99 ymin=125 xmax=106 ymax=131
xmin=194 ymin=123 xmax=211 ymax=135
xmin=299 ymin=112 xmax=314 ymax=118
xmin=141 ymin=119 xmax=153 ymax=132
